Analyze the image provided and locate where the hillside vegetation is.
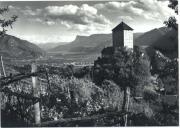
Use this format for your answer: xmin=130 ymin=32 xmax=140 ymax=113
xmin=0 ymin=34 xmax=46 ymax=59
xmin=1 ymin=45 xmax=178 ymax=126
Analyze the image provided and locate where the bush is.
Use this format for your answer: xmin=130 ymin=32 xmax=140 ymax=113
xmin=101 ymin=80 xmax=123 ymax=110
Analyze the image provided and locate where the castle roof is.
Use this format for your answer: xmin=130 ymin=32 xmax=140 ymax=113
xmin=112 ymin=22 xmax=133 ymax=31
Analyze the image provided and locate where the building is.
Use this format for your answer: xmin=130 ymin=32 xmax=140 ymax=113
xmin=112 ymin=22 xmax=133 ymax=49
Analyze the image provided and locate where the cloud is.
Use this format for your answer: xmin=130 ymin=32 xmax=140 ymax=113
xmin=46 ymin=20 xmax=56 ymax=26
xmin=45 ymin=5 xmax=79 ymax=15
xmin=23 ymin=9 xmax=37 ymax=16
xmin=6 ymin=1 xmax=177 ymax=43
xmin=71 ymin=22 xmax=112 ymax=35
xmin=95 ymin=1 xmax=137 ymax=12
xmin=128 ymin=6 xmax=144 ymax=15
xmin=54 ymin=20 xmax=112 ymax=35
xmin=45 ymin=4 xmax=110 ymax=25
xmin=134 ymin=0 xmax=175 ymax=20
xmin=118 ymin=16 xmax=134 ymax=21
xmin=28 ymin=18 xmax=56 ymax=26
xmin=41 ymin=4 xmax=112 ymax=34
xmin=94 ymin=0 xmax=175 ymax=23
xmin=9 ymin=5 xmax=42 ymax=16
xmin=8 ymin=5 xmax=22 ymax=14
xmin=8 ymin=3 xmax=111 ymax=35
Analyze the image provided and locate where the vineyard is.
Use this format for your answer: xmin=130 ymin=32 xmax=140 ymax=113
xmin=1 ymin=51 xmax=178 ymax=126
xmin=1 ymin=62 xmax=131 ymax=126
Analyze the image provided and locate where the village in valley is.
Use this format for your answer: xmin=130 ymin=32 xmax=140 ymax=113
xmin=0 ymin=0 xmax=178 ymax=127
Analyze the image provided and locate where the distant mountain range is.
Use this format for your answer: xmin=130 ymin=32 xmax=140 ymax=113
xmin=135 ymin=27 xmax=177 ymax=48
xmin=135 ymin=27 xmax=178 ymax=58
xmin=49 ymin=34 xmax=112 ymax=54
xmin=38 ymin=42 xmax=68 ymax=51
xmin=0 ymin=34 xmax=46 ymax=59
xmin=0 ymin=26 xmax=177 ymax=60
xmin=48 ymin=27 xmax=177 ymax=58
xmin=48 ymin=33 xmax=143 ymax=54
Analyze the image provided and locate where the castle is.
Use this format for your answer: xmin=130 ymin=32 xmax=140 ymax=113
xmin=101 ymin=22 xmax=134 ymax=57
xmin=112 ymin=21 xmax=133 ymax=49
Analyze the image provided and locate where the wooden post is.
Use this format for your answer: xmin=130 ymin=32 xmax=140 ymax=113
xmin=1 ymin=56 xmax=6 ymax=77
xmin=31 ymin=63 xmax=41 ymax=124
xmin=124 ymin=87 xmax=130 ymax=126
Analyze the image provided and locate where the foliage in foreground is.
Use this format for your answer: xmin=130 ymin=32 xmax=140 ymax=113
xmin=1 ymin=47 xmax=178 ymax=126
xmin=1 ymin=73 xmax=126 ymax=126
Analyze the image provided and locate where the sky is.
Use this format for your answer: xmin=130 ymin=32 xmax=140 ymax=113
xmin=0 ymin=0 xmax=176 ymax=44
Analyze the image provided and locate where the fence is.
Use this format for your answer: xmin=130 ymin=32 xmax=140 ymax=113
xmin=0 ymin=62 xmax=128 ymax=126
xmin=1 ymin=63 xmax=44 ymax=124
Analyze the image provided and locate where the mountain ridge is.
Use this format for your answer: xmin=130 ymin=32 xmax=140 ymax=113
xmin=49 ymin=32 xmax=143 ymax=54
xmin=0 ymin=34 xmax=46 ymax=59
xmin=49 ymin=27 xmax=177 ymax=59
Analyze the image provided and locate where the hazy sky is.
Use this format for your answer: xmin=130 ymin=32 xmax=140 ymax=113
xmin=0 ymin=0 xmax=176 ymax=44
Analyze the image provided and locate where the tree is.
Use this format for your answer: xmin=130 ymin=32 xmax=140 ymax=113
xmin=164 ymin=0 xmax=178 ymax=30
xmin=168 ymin=0 xmax=178 ymax=14
xmin=0 ymin=6 xmax=18 ymax=77
xmin=0 ymin=6 xmax=18 ymax=36
xmin=93 ymin=47 xmax=151 ymax=126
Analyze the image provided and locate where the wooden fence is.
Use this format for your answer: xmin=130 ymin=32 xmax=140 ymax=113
xmin=35 ymin=111 xmax=130 ymax=127
xmin=0 ymin=63 xmax=44 ymax=124
xmin=0 ymin=63 xmax=128 ymax=126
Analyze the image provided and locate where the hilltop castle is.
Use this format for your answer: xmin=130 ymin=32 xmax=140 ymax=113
xmin=101 ymin=22 xmax=134 ymax=57
xmin=112 ymin=21 xmax=134 ymax=49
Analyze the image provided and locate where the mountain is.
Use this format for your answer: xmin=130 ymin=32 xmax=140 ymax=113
xmin=50 ymin=27 xmax=177 ymax=59
xmin=50 ymin=34 xmax=111 ymax=54
xmin=133 ymin=32 xmax=144 ymax=39
xmin=152 ymin=28 xmax=178 ymax=58
xmin=135 ymin=27 xmax=169 ymax=46
xmin=135 ymin=27 xmax=176 ymax=47
xmin=38 ymin=42 xmax=67 ymax=50
xmin=49 ymin=33 xmax=143 ymax=54
xmin=0 ymin=34 xmax=46 ymax=59
xmin=136 ymin=27 xmax=178 ymax=58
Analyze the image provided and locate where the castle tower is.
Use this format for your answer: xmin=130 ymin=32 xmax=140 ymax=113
xmin=112 ymin=22 xmax=133 ymax=49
